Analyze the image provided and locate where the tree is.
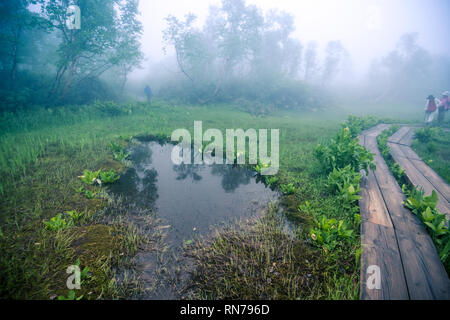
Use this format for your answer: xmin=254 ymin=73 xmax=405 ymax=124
xmin=0 ymin=0 xmax=47 ymax=87
xmin=39 ymin=0 xmax=143 ymax=99
xmin=303 ymin=41 xmax=319 ymax=82
xmin=322 ymin=40 xmax=348 ymax=85
xmin=162 ymin=0 xmax=303 ymax=103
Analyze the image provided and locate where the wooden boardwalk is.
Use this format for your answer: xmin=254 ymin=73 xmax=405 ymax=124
xmin=387 ymin=126 xmax=450 ymax=219
xmin=359 ymin=124 xmax=450 ymax=300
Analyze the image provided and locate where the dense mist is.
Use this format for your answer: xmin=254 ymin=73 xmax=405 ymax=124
xmin=1 ymin=0 xmax=449 ymax=111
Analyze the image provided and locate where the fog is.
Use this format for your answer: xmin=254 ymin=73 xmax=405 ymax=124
xmin=1 ymin=0 xmax=449 ymax=112
xmin=134 ymin=0 xmax=450 ymax=80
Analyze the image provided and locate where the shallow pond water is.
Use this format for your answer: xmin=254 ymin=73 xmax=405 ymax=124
xmin=110 ymin=140 xmax=278 ymax=298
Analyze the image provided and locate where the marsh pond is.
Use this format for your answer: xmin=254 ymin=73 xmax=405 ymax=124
xmin=109 ymin=140 xmax=279 ymax=298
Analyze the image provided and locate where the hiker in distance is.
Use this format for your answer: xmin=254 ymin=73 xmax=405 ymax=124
xmin=425 ymin=94 xmax=440 ymax=125
xmin=144 ymin=85 xmax=152 ymax=105
xmin=437 ymin=91 xmax=449 ymax=125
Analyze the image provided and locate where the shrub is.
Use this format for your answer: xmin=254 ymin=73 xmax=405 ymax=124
xmin=310 ymin=216 xmax=354 ymax=252
xmin=342 ymin=115 xmax=379 ymax=138
xmin=280 ymin=183 xmax=295 ymax=195
xmin=99 ymin=169 xmax=120 ymax=184
xmin=43 ymin=213 xmax=72 ymax=231
xmin=79 ymin=170 xmax=102 ymax=185
xmin=403 ymin=187 xmax=449 ymax=265
xmin=315 ymin=127 xmax=375 ymax=175
xmin=415 ymin=127 xmax=440 ymax=143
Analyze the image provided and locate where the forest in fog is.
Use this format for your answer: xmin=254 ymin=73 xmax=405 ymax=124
xmin=1 ymin=0 xmax=449 ymax=111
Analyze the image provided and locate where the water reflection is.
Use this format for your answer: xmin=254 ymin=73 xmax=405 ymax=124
xmin=110 ymin=141 xmax=278 ymax=245
xmin=173 ymin=163 xmax=203 ymax=181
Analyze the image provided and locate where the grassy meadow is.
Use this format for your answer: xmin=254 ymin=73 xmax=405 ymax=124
xmin=0 ymin=99 xmax=436 ymax=300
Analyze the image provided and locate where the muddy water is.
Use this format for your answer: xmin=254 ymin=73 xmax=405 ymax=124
xmin=110 ymin=141 xmax=278 ymax=299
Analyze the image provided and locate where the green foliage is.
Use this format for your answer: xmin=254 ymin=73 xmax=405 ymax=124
xmin=99 ymin=169 xmax=120 ymax=184
xmin=404 ymin=187 xmax=438 ymax=217
xmin=161 ymin=0 xmax=321 ymax=108
xmin=342 ymin=115 xmax=380 ymax=138
xmin=84 ymin=190 xmax=97 ymax=199
xmin=43 ymin=213 xmax=72 ymax=231
xmin=75 ymin=258 xmax=92 ymax=285
xmin=39 ymin=0 xmax=143 ymax=101
xmin=0 ymin=100 xmax=363 ymax=299
xmin=403 ymin=188 xmax=449 ymax=265
xmin=315 ymin=127 xmax=375 ymax=175
xmin=113 ymin=149 xmax=130 ymax=162
xmin=377 ymin=126 xmax=408 ymax=185
xmin=79 ymin=169 xmax=119 ymax=185
xmin=43 ymin=210 xmax=85 ymax=231
xmin=110 ymin=141 xmax=123 ymax=153
xmin=412 ymin=128 xmax=450 ymax=183
xmin=326 ymin=166 xmax=362 ymax=215
xmin=414 ymin=127 xmax=440 ymax=143
xmin=57 ymin=290 xmax=83 ymax=300
xmin=65 ymin=210 xmax=83 ymax=222
xmin=310 ymin=216 xmax=354 ymax=252
xmin=79 ymin=170 xmax=101 ymax=185
xmin=280 ymin=183 xmax=295 ymax=195
xmin=391 ymin=162 xmax=406 ymax=181
xmin=326 ymin=165 xmax=362 ymax=194
xmin=265 ymin=176 xmax=278 ymax=187
xmin=255 ymin=161 xmax=270 ymax=175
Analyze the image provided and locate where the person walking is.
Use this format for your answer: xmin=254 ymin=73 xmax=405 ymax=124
xmin=425 ymin=94 xmax=439 ymax=125
xmin=437 ymin=91 xmax=449 ymax=125
xmin=144 ymin=85 xmax=152 ymax=104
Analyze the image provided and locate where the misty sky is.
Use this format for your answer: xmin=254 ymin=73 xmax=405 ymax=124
xmin=135 ymin=0 xmax=450 ymax=79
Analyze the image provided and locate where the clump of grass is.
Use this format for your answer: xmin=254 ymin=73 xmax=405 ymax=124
xmin=184 ymin=205 xmax=329 ymax=299
xmin=184 ymin=203 xmax=360 ymax=300
xmin=411 ymin=127 xmax=450 ymax=183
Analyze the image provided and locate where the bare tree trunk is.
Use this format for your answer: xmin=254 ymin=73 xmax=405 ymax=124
xmin=48 ymin=64 xmax=67 ymax=98
xmin=61 ymin=60 xmax=76 ymax=98
xmin=120 ymin=65 xmax=128 ymax=97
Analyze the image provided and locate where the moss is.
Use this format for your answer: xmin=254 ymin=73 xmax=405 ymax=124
xmin=72 ymin=225 xmax=114 ymax=260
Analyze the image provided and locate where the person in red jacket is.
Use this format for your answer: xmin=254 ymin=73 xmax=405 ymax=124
xmin=437 ymin=91 xmax=449 ymax=125
xmin=425 ymin=94 xmax=439 ymax=124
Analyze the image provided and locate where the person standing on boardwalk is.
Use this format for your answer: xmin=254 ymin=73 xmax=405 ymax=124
xmin=425 ymin=94 xmax=439 ymax=124
xmin=437 ymin=91 xmax=449 ymax=125
xmin=144 ymin=85 xmax=152 ymax=104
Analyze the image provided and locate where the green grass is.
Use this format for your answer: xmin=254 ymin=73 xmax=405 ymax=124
xmin=411 ymin=128 xmax=450 ymax=183
xmin=0 ymin=100 xmax=371 ymax=299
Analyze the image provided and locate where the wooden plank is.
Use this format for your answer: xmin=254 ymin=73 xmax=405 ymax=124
xmin=388 ymin=126 xmax=410 ymax=144
xmin=359 ymin=171 xmax=393 ymax=228
xmin=365 ymin=137 xmax=423 ymax=232
xmin=388 ymin=142 xmax=450 ymax=216
xmin=359 ymin=125 xmax=450 ymax=300
xmin=398 ymin=127 xmax=415 ymax=146
xmin=364 ymin=124 xmax=391 ymax=137
xmin=397 ymin=144 xmax=422 ymax=161
xmin=359 ymin=126 xmax=409 ymax=299
xmin=360 ymin=222 xmax=409 ymax=300
xmin=395 ymin=229 xmax=450 ymax=299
